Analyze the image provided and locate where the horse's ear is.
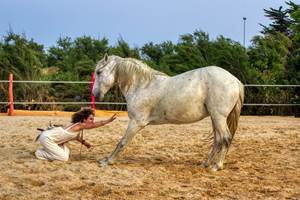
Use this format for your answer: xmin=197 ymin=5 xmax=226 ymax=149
xmin=104 ymin=53 xmax=108 ymax=62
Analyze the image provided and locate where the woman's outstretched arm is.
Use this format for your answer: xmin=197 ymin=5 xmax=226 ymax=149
xmin=82 ymin=114 xmax=117 ymax=129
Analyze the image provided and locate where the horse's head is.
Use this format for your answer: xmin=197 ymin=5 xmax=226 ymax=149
xmin=92 ymin=54 xmax=118 ymax=100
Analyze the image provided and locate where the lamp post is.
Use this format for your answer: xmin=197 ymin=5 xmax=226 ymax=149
xmin=243 ymin=17 xmax=247 ymax=47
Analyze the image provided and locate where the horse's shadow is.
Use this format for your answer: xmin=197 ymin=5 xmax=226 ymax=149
xmin=121 ymin=156 xmax=204 ymax=167
xmin=72 ymin=153 xmax=205 ymax=167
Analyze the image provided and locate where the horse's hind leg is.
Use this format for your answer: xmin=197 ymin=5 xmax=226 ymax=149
xmin=204 ymin=115 xmax=232 ymax=171
xmin=203 ymin=127 xmax=219 ymax=168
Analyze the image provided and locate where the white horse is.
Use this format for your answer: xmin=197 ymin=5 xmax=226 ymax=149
xmin=93 ymin=54 xmax=244 ymax=171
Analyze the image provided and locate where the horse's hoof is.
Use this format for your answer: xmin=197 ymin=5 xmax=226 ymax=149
xmin=202 ymin=161 xmax=210 ymax=168
xmin=210 ymin=166 xmax=219 ymax=172
xmin=98 ymin=158 xmax=109 ymax=167
xmin=99 ymin=160 xmax=108 ymax=167
xmin=98 ymin=157 xmax=114 ymax=167
xmin=210 ymin=163 xmax=223 ymax=172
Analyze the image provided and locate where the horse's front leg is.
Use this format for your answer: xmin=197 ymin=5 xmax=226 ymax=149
xmin=99 ymin=119 xmax=145 ymax=166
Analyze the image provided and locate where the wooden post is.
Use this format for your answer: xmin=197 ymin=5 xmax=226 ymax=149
xmin=90 ymin=72 xmax=96 ymax=110
xmin=8 ymin=73 xmax=14 ymax=116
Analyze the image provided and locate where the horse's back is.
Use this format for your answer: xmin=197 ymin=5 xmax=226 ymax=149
xmin=201 ymin=66 xmax=241 ymax=84
xmin=168 ymin=66 xmax=241 ymax=95
xmin=148 ymin=66 xmax=242 ymax=124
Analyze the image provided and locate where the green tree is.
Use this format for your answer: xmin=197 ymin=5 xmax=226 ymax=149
xmin=260 ymin=6 xmax=292 ymax=35
xmin=286 ymin=1 xmax=300 ymax=84
xmin=247 ymin=33 xmax=292 ymax=114
xmin=109 ymin=38 xmax=140 ymax=59
xmin=47 ymin=37 xmax=72 ymax=70
xmin=141 ymin=41 xmax=175 ymax=74
xmin=210 ymin=36 xmax=249 ymax=82
xmin=0 ymin=31 xmax=52 ymax=111
xmin=47 ymin=36 xmax=110 ymax=110
xmin=248 ymin=33 xmax=291 ymax=84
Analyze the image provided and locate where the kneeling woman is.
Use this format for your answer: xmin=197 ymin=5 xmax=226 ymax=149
xmin=35 ymin=108 xmax=117 ymax=161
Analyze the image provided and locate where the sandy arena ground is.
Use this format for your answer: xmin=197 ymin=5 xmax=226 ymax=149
xmin=0 ymin=115 xmax=299 ymax=200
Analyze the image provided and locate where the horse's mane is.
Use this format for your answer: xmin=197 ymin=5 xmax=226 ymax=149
xmin=114 ymin=57 xmax=167 ymax=90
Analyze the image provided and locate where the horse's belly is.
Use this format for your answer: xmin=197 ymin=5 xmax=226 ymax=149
xmin=149 ymin=80 xmax=209 ymax=124
xmin=150 ymin=102 xmax=209 ymax=125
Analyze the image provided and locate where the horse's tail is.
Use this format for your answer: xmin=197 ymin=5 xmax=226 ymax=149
xmin=227 ymin=82 xmax=244 ymax=138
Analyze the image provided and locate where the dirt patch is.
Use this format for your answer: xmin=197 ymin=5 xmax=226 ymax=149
xmin=0 ymin=116 xmax=299 ymax=199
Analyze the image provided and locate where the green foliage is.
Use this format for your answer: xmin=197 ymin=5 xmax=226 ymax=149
xmin=0 ymin=31 xmax=51 ymax=111
xmin=47 ymin=36 xmax=109 ymax=78
xmin=287 ymin=4 xmax=300 ymax=85
xmin=248 ymin=33 xmax=291 ymax=84
xmin=260 ymin=6 xmax=292 ymax=35
xmin=109 ymin=38 xmax=140 ymax=59
xmin=141 ymin=41 xmax=175 ymax=74
xmin=141 ymin=30 xmax=249 ymax=81
xmin=209 ymin=36 xmax=249 ymax=83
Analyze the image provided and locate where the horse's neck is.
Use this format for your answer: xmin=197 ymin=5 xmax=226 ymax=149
xmin=120 ymin=74 xmax=168 ymax=99
xmin=115 ymin=58 xmax=169 ymax=98
xmin=118 ymin=79 xmax=147 ymax=98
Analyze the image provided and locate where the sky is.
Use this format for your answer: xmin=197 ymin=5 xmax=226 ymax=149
xmin=0 ymin=0 xmax=294 ymax=49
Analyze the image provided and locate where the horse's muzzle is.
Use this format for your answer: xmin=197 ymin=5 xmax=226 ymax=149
xmin=92 ymin=90 xmax=100 ymax=98
xmin=92 ymin=90 xmax=104 ymax=101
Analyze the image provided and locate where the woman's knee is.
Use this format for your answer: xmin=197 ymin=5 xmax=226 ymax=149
xmin=35 ymin=149 xmax=48 ymax=160
xmin=56 ymin=153 xmax=69 ymax=161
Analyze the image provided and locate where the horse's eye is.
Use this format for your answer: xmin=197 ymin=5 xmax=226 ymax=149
xmin=97 ymin=71 xmax=101 ymax=75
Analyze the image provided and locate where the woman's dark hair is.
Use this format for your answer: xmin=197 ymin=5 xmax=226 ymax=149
xmin=71 ymin=108 xmax=95 ymax=123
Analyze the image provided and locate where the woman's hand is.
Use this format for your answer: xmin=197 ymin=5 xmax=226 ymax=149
xmin=83 ymin=113 xmax=118 ymax=129
xmin=106 ymin=113 xmax=117 ymax=123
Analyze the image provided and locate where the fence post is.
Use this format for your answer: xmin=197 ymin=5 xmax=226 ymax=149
xmin=8 ymin=73 xmax=14 ymax=116
xmin=90 ymin=72 xmax=96 ymax=110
